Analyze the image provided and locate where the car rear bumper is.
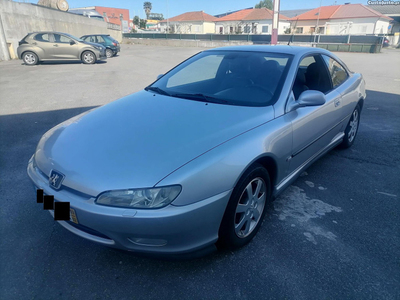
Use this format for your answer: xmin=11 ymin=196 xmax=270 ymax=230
xmin=27 ymin=155 xmax=231 ymax=256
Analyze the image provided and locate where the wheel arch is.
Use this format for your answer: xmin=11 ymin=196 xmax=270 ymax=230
xmin=357 ymin=97 xmax=364 ymax=112
xmin=232 ymin=154 xmax=278 ymax=199
xmin=21 ymin=50 xmax=40 ymax=60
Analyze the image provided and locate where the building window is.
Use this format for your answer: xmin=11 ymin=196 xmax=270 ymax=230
xmin=295 ymin=27 xmax=303 ymax=34
xmin=262 ymin=26 xmax=268 ymax=33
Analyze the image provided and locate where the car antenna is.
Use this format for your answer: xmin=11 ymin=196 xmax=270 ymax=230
xmin=288 ymin=16 xmax=299 ymax=45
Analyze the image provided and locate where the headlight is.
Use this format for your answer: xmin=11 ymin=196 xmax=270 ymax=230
xmin=95 ymin=185 xmax=182 ymax=209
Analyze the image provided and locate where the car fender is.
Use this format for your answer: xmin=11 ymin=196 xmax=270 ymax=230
xmin=156 ymin=116 xmax=293 ymax=206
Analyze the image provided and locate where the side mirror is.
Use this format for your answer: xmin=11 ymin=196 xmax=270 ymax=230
xmin=287 ymin=90 xmax=326 ymax=112
xmin=157 ymin=74 xmax=164 ymax=80
xmin=70 ymin=40 xmax=76 ymax=45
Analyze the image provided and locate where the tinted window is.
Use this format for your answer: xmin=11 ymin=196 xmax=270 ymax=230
xmin=151 ymin=51 xmax=292 ymax=107
xmin=322 ymin=55 xmax=349 ymax=88
xmin=34 ymin=33 xmax=50 ymax=42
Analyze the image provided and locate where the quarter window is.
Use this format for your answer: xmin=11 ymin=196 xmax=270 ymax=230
xmin=322 ymin=55 xmax=349 ymax=88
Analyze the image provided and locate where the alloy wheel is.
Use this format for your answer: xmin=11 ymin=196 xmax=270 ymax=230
xmin=348 ymin=109 xmax=359 ymax=143
xmin=234 ymin=177 xmax=266 ymax=238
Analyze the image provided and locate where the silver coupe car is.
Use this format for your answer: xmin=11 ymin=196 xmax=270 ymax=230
xmin=28 ymin=46 xmax=366 ymax=257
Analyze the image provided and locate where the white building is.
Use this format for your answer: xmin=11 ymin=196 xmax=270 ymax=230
xmin=215 ymin=8 xmax=290 ymax=34
xmin=159 ymin=11 xmax=217 ymax=34
xmin=289 ymin=4 xmax=392 ymax=35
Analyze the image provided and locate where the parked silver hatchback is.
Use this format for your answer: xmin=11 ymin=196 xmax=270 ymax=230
xmin=17 ymin=31 xmax=107 ymax=65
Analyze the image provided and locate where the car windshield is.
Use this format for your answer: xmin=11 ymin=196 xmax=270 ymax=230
xmin=63 ymin=33 xmax=84 ymax=42
xmin=148 ymin=50 xmax=292 ymax=107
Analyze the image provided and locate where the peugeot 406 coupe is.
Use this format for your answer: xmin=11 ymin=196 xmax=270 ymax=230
xmin=28 ymin=46 xmax=366 ymax=257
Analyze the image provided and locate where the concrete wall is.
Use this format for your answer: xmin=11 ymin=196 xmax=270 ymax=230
xmin=0 ymin=0 xmax=122 ymax=61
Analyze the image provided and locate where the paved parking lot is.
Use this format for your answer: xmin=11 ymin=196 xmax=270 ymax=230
xmin=1 ymin=44 xmax=399 ymax=299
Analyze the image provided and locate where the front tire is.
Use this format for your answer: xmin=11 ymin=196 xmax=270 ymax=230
xmin=218 ymin=164 xmax=271 ymax=250
xmin=81 ymin=51 xmax=95 ymax=64
xmin=105 ymin=49 xmax=113 ymax=58
xmin=22 ymin=51 xmax=38 ymax=66
xmin=340 ymin=104 xmax=361 ymax=148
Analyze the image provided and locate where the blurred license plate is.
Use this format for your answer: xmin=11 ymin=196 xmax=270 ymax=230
xmin=70 ymin=208 xmax=79 ymax=224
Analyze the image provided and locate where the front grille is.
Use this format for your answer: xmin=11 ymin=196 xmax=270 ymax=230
xmin=66 ymin=221 xmax=112 ymax=240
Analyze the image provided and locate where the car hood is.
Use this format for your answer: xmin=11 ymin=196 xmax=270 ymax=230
xmin=35 ymin=91 xmax=274 ymax=196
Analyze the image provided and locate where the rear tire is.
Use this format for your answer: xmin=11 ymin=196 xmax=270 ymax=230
xmin=81 ymin=51 xmax=95 ymax=64
xmin=340 ymin=104 xmax=361 ymax=149
xmin=217 ymin=164 xmax=271 ymax=250
xmin=105 ymin=49 xmax=113 ymax=58
xmin=22 ymin=51 xmax=38 ymax=66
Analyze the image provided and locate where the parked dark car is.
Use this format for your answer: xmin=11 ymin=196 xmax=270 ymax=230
xmin=81 ymin=34 xmax=120 ymax=58
xmin=17 ymin=31 xmax=107 ymax=65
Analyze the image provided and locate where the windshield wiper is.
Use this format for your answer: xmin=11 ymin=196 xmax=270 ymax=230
xmin=145 ymin=86 xmax=171 ymax=96
xmin=171 ymin=93 xmax=228 ymax=104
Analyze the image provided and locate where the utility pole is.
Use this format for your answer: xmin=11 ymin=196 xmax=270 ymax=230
xmin=271 ymin=0 xmax=280 ymax=45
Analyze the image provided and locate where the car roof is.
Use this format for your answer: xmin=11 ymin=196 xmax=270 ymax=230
xmin=205 ymin=45 xmax=332 ymax=56
xmin=81 ymin=34 xmax=111 ymax=37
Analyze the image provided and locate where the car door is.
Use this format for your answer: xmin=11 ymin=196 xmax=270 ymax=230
xmin=321 ymin=54 xmax=354 ymax=128
xmin=52 ymin=33 xmax=80 ymax=59
xmin=287 ymin=54 xmax=343 ymax=174
xmin=31 ymin=33 xmax=54 ymax=59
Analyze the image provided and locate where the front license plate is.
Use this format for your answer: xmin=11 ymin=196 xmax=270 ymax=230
xmin=70 ymin=208 xmax=79 ymax=224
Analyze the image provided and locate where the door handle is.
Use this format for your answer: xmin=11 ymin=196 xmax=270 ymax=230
xmin=334 ymin=99 xmax=341 ymax=107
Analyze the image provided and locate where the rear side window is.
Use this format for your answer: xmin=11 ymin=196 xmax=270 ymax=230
xmin=53 ymin=34 xmax=73 ymax=44
xmin=34 ymin=33 xmax=50 ymax=42
xmin=322 ymin=55 xmax=349 ymax=88
xmin=96 ymin=36 xmax=105 ymax=43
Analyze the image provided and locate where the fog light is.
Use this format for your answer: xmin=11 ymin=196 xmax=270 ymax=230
xmin=128 ymin=238 xmax=167 ymax=247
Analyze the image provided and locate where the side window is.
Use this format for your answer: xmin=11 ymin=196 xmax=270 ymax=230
xmin=293 ymin=55 xmax=332 ymax=99
xmin=322 ymin=55 xmax=349 ymax=88
xmin=54 ymin=34 xmax=72 ymax=44
xmin=34 ymin=33 xmax=50 ymax=42
xmin=96 ymin=36 xmax=105 ymax=43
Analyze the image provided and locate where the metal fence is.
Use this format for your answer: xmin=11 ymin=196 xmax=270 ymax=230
xmin=123 ymin=33 xmax=384 ymax=45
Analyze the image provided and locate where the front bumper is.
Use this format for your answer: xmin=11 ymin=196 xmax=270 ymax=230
xmin=94 ymin=48 xmax=107 ymax=61
xmin=27 ymin=156 xmax=231 ymax=255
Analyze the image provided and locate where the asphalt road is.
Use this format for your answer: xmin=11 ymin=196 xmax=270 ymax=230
xmin=1 ymin=45 xmax=399 ymax=300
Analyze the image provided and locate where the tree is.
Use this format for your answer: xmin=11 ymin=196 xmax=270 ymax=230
xmin=133 ymin=15 xmax=140 ymax=26
xmin=143 ymin=2 xmax=152 ymax=19
xmin=139 ymin=19 xmax=147 ymax=29
xmin=255 ymin=0 xmax=273 ymax=9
